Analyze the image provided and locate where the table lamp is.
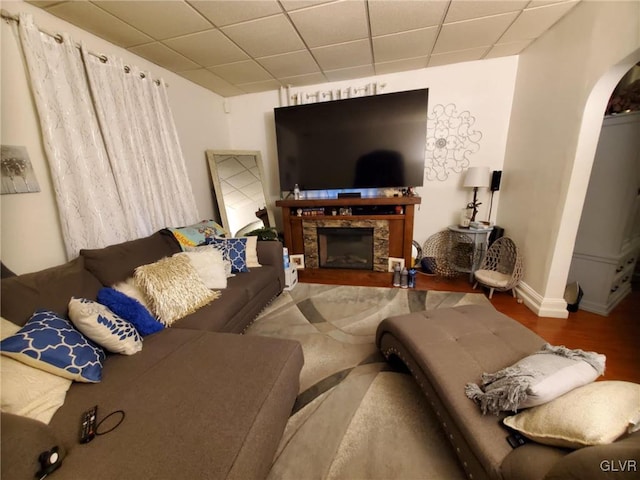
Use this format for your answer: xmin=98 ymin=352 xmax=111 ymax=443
xmin=463 ymin=167 xmax=490 ymax=222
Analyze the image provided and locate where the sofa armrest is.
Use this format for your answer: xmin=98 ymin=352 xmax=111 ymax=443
xmin=256 ymin=241 xmax=285 ymax=290
xmin=543 ymin=431 xmax=640 ymax=480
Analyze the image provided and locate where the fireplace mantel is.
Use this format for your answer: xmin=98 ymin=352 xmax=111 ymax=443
xmin=276 ymin=196 xmax=421 ymax=283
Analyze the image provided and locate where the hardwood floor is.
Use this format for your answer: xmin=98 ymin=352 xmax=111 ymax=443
xmin=299 ymin=270 xmax=640 ymax=384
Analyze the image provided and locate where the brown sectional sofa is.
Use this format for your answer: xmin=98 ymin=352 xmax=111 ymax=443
xmin=376 ymin=304 xmax=640 ymax=480
xmin=1 ymin=231 xmax=303 ymax=480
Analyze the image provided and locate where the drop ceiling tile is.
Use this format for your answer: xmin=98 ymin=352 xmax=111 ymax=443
xmin=433 ymin=12 xmax=519 ymax=54
xmin=227 ymin=170 xmax=259 ymax=189
xmin=278 ymin=72 xmax=328 ymax=87
xmin=484 ymin=39 xmax=533 ymax=58
xmin=93 ymin=1 xmax=212 ymax=40
xmin=221 ymin=14 xmax=304 ymax=58
xmin=375 ymin=56 xmax=429 ymax=75
xmin=528 ymin=0 xmax=572 ymax=6
xmin=208 ymin=60 xmax=273 ymax=84
xmin=280 ymin=0 xmax=334 ymax=11
xmin=500 ymin=1 xmax=579 ymax=43
xmin=178 ymin=69 xmax=244 ymax=96
xmin=445 ymin=0 xmax=529 ymax=23
xmin=311 ymin=39 xmax=372 ymax=71
xmin=288 ymin=0 xmax=369 ymax=48
xmin=324 ymin=64 xmax=375 ymax=82
xmin=46 ymin=1 xmax=152 ymax=47
xmin=236 ymin=79 xmax=282 ymax=94
xmin=217 ymin=158 xmax=245 ymax=179
xmin=129 ymin=42 xmax=200 ymax=71
xmin=428 ymin=46 xmax=490 ymax=67
xmin=368 ymin=0 xmax=448 ymax=36
xmin=26 ymin=1 xmax=65 ymax=6
xmin=187 ymin=0 xmax=282 ymax=27
xmin=373 ymin=27 xmax=439 ymax=63
xmin=257 ymin=50 xmax=320 ymax=78
xmin=164 ymin=29 xmax=248 ymax=67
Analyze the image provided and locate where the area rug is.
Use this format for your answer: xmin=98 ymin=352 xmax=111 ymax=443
xmin=245 ymin=283 xmax=492 ymax=480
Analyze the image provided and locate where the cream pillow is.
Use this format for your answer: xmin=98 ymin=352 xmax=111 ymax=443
xmin=134 ymin=255 xmax=219 ymax=326
xmin=244 ymin=236 xmax=262 ymax=268
xmin=112 ymin=277 xmax=154 ymax=314
xmin=68 ymin=298 xmax=142 ymax=355
xmin=0 ymin=317 xmax=71 ymax=424
xmin=175 ymin=249 xmax=227 ymax=289
xmin=503 ymin=381 xmax=640 ymax=449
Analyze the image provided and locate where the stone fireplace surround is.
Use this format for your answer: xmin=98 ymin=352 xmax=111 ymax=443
xmin=303 ymin=219 xmax=389 ymax=271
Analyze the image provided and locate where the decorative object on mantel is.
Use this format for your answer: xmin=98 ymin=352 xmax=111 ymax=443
xmin=1 ymin=145 xmax=40 ymax=194
xmin=425 ymin=104 xmax=483 ymax=182
xmin=463 ymin=166 xmax=491 ymax=222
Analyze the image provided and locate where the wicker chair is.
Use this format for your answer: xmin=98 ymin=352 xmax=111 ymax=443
xmin=473 ymin=237 xmax=523 ymax=299
xmin=422 ymin=230 xmax=474 ymax=278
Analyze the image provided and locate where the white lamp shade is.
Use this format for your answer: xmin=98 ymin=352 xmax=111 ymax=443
xmin=463 ymin=167 xmax=491 ymax=188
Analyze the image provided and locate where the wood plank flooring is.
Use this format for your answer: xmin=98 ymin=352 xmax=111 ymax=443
xmin=299 ymin=270 xmax=640 ymax=383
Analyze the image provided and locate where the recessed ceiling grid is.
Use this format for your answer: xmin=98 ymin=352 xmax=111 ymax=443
xmin=26 ymin=0 xmax=581 ymax=97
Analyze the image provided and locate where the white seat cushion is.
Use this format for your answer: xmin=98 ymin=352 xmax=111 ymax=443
xmin=474 ymin=269 xmax=511 ymax=288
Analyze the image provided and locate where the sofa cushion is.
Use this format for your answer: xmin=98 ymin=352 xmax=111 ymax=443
xmin=47 ymin=329 xmax=303 ymax=480
xmin=80 ymin=231 xmax=180 ymax=286
xmin=1 ymin=412 xmax=66 ymax=480
xmin=0 ymin=256 xmax=103 ymax=326
xmin=1 ymin=317 xmax=71 ymax=424
xmin=0 ymin=310 xmax=105 ymax=383
xmin=68 ymin=298 xmax=142 ymax=355
xmin=503 ymin=381 xmax=640 ymax=449
xmin=134 ymin=255 xmax=219 ymax=326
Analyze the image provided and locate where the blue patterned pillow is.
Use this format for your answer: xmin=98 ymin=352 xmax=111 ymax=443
xmin=97 ymin=287 xmax=164 ymax=336
xmin=68 ymin=298 xmax=142 ymax=355
xmin=206 ymin=237 xmax=249 ymax=273
xmin=0 ymin=310 xmax=105 ymax=383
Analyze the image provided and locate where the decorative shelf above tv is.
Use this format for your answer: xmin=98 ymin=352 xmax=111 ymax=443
xmin=276 ymin=196 xmax=421 ymax=284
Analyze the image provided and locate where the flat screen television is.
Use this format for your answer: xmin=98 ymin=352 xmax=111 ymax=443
xmin=274 ymin=88 xmax=429 ymax=192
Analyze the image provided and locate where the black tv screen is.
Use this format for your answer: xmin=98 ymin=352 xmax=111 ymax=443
xmin=274 ymin=88 xmax=428 ymax=192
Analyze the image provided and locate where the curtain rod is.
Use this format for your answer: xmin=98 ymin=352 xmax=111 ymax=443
xmin=1 ymin=9 xmax=165 ymax=86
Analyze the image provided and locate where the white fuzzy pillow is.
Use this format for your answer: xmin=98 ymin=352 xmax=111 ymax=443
xmin=175 ymin=249 xmax=227 ymax=289
xmin=68 ymin=298 xmax=142 ymax=355
xmin=112 ymin=277 xmax=153 ymax=313
xmin=0 ymin=317 xmax=71 ymax=424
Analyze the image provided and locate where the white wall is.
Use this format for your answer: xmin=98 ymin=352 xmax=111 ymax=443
xmin=498 ymin=0 xmax=640 ymax=317
xmin=227 ymin=57 xmax=518 ymax=248
xmin=0 ymin=0 xmax=229 ymax=274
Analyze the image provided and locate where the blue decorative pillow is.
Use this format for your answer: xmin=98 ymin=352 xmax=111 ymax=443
xmin=0 ymin=310 xmax=105 ymax=383
xmin=97 ymin=287 xmax=164 ymax=336
xmin=206 ymin=237 xmax=249 ymax=273
xmin=167 ymin=220 xmax=227 ymax=250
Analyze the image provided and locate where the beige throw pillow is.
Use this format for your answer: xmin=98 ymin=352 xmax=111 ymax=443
xmin=134 ymin=255 xmax=219 ymax=326
xmin=112 ymin=277 xmax=154 ymax=314
xmin=0 ymin=317 xmax=71 ymax=424
xmin=503 ymin=381 xmax=640 ymax=449
xmin=244 ymin=236 xmax=262 ymax=268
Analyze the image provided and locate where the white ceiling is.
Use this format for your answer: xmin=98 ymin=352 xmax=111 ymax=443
xmin=27 ymin=0 xmax=581 ymax=97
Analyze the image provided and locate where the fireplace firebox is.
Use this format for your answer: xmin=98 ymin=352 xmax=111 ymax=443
xmin=317 ymin=227 xmax=374 ymax=270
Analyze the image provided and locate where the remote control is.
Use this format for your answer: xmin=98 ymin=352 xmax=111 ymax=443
xmin=79 ymin=405 xmax=98 ymax=444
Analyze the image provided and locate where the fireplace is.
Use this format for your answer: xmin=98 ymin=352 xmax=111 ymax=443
xmin=318 ymin=227 xmax=374 ymax=270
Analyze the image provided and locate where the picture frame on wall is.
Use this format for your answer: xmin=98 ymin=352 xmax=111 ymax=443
xmin=387 ymin=257 xmax=405 ymax=272
xmin=290 ymin=254 xmax=305 ymax=269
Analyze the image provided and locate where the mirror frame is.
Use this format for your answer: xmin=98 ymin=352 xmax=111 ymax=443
xmin=206 ymin=149 xmax=274 ymax=235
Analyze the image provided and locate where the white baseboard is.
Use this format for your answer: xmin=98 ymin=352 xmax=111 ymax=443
xmin=516 ymin=282 xmax=568 ymax=318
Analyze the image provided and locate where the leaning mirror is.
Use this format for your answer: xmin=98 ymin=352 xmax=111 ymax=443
xmin=206 ymin=150 xmax=273 ymax=236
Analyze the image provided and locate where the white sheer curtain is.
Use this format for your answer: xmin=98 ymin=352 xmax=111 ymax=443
xmin=18 ymin=14 xmax=132 ymax=258
xmin=82 ymin=51 xmax=198 ymax=235
xmin=17 ymin=14 xmax=199 ymax=258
